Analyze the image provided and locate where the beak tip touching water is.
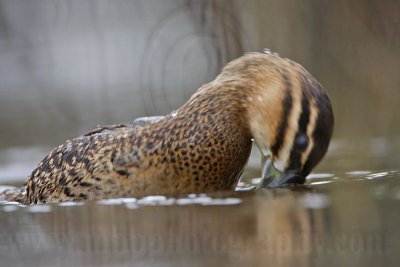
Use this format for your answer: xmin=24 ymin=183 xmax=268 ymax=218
xmin=266 ymin=172 xmax=303 ymax=188
xmin=258 ymin=160 xmax=305 ymax=189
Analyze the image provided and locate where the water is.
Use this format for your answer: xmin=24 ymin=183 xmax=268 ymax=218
xmin=1 ymin=166 xmax=400 ymax=267
xmin=0 ymin=0 xmax=400 ymax=266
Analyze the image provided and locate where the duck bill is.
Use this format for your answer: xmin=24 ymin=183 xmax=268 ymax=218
xmin=257 ymin=159 xmax=303 ymax=189
xmin=267 ymin=171 xmax=302 ymax=188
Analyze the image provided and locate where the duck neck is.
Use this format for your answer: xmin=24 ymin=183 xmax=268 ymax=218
xmin=176 ymin=80 xmax=252 ymax=141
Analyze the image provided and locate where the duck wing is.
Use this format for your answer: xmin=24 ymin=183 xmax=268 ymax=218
xmin=23 ymin=124 xmax=142 ymax=204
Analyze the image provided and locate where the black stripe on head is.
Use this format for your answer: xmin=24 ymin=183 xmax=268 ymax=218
xmin=271 ymin=68 xmax=293 ymax=157
xmin=288 ymin=78 xmax=310 ymax=171
xmin=302 ymin=78 xmax=334 ymax=178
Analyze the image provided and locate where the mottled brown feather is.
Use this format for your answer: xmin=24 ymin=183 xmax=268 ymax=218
xmin=1 ymin=52 xmax=333 ymax=203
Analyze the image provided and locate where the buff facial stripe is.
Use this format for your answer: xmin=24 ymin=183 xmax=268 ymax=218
xmin=288 ymin=79 xmax=311 ymax=171
xmin=271 ymin=68 xmax=293 ymax=157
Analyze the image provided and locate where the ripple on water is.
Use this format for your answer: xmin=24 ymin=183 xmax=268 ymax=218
xmin=137 ymin=195 xmax=167 ymax=205
xmin=345 ymin=170 xmax=372 ymax=176
xmin=202 ymin=198 xmax=242 ymax=205
xmin=175 ymin=196 xmax=242 ymax=206
xmin=2 ymin=205 xmax=18 ymax=212
xmin=306 ymin=173 xmax=335 ymax=180
xmin=96 ymin=194 xmax=243 ymax=208
xmin=300 ymin=193 xmax=331 ymax=209
xmin=366 ymin=172 xmax=389 ymax=180
xmin=309 ymin=180 xmax=333 ymax=186
xmin=58 ymin=201 xmax=85 ymax=207
xmin=0 ymin=185 xmax=18 ymax=193
xmin=97 ymin=198 xmax=138 ymax=205
xmin=26 ymin=205 xmax=52 ymax=213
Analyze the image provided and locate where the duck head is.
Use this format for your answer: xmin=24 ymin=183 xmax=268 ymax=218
xmin=221 ymin=52 xmax=334 ymax=188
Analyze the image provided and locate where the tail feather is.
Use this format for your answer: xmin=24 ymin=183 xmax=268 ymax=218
xmin=0 ymin=186 xmax=26 ymax=203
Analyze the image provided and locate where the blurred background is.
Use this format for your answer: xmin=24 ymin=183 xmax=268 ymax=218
xmin=1 ymin=2 xmax=400 ymax=266
xmin=0 ymin=0 xmax=399 ymax=183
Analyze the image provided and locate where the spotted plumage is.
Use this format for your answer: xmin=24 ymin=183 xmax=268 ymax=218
xmin=1 ymin=52 xmax=333 ymax=204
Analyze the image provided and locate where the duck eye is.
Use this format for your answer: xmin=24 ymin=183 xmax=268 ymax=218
xmin=295 ymin=134 xmax=309 ymax=151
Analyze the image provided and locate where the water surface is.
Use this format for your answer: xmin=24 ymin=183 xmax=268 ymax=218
xmin=1 ymin=165 xmax=400 ymax=267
